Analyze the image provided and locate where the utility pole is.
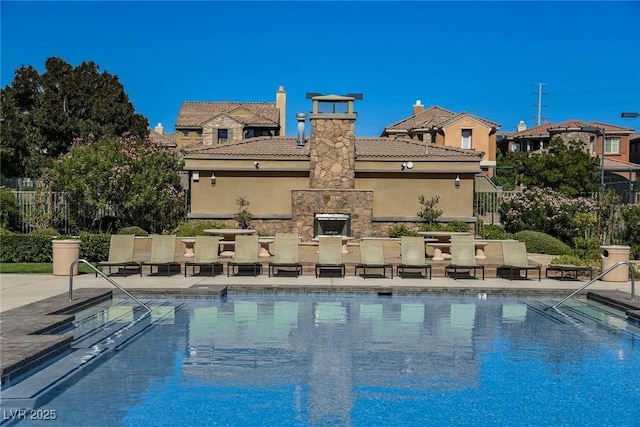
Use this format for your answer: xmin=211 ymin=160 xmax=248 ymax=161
xmin=532 ymin=82 xmax=546 ymax=126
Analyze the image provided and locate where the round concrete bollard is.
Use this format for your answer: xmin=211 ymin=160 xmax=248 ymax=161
xmin=600 ymin=245 xmax=630 ymax=282
xmin=52 ymin=239 xmax=81 ymax=276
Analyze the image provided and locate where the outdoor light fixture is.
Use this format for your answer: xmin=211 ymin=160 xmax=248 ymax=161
xmin=580 ymin=126 xmax=606 ymax=192
xmin=621 ymin=112 xmax=639 ymax=118
xmin=455 ymin=175 xmax=461 ymax=189
xmin=192 ymin=171 xmax=199 ymax=182
xmin=401 ymin=161 xmax=414 ymax=170
xmin=211 ymin=173 xmax=216 ymax=186
xmin=254 ymin=161 xmax=260 ymax=169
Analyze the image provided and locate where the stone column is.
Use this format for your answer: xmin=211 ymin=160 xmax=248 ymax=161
xmin=309 ymin=118 xmax=355 ymax=189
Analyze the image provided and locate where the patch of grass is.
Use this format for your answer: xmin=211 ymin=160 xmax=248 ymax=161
xmin=0 ymin=263 xmax=96 ymax=274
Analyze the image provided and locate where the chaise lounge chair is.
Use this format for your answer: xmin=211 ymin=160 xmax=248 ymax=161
xmin=227 ymin=234 xmax=262 ymax=276
xmin=268 ymin=233 xmax=302 ymax=277
xmin=140 ymin=235 xmax=181 ymax=276
xmin=355 ymin=238 xmax=393 ymax=279
xmin=184 ymin=235 xmax=224 ymax=276
xmin=397 ymin=236 xmax=432 ymax=279
xmin=315 ymin=236 xmax=345 ymax=278
xmin=96 ymin=234 xmax=140 ymax=276
xmin=445 ymin=234 xmax=484 ymax=280
xmin=497 ymin=241 xmax=541 ymax=281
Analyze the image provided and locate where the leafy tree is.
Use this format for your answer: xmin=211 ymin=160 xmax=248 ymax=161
xmin=495 ymin=137 xmax=600 ymax=197
xmin=1 ymin=57 xmax=149 ymax=178
xmin=51 ymin=133 xmax=185 ymax=233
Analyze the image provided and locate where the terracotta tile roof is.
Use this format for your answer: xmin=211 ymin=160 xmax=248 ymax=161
xmin=511 ymin=119 xmax=634 ymax=138
xmin=603 ymin=157 xmax=640 ymax=170
xmin=355 ymin=138 xmax=483 ymax=158
xmin=382 ymin=106 xmax=499 ymax=134
xmin=182 ymin=136 xmax=483 ymax=160
xmin=175 ymin=101 xmax=279 ymax=128
xmin=182 ymin=136 xmax=309 ymax=158
xmin=384 ymin=106 xmax=456 ymax=131
xmin=149 ymin=130 xmax=176 ymax=147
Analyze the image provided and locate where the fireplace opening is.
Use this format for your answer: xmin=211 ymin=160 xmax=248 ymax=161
xmin=314 ymin=213 xmax=351 ymax=238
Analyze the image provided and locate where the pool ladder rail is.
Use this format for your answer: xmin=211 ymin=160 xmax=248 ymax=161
xmin=551 ymin=261 xmax=636 ymax=310
xmin=68 ymin=259 xmax=152 ymax=315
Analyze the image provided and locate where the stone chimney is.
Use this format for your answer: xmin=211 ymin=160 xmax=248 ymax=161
xmin=276 ymin=86 xmax=286 ymax=136
xmin=308 ymin=93 xmax=361 ymax=189
xmin=154 ymin=123 xmax=164 ymax=135
xmin=517 ymin=120 xmax=527 ymax=132
xmin=413 ymin=100 xmax=424 ymax=115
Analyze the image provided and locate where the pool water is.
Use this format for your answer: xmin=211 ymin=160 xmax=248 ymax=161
xmin=4 ymin=294 xmax=640 ymax=426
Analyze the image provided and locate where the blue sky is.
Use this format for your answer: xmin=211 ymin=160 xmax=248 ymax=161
xmin=2 ymin=1 xmax=639 ymax=136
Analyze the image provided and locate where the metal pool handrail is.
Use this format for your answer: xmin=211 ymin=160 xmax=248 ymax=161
xmin=69 ymin=259 xmax=152 ymax=314
xmin=551 ymin=261 xmax=636 ymax=310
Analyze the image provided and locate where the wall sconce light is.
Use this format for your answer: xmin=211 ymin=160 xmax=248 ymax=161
xmin=192 ymin=171 xmax=199 ymax=182
xmin=254 ymin=161 xmax=260 ymax=169
xmin=455 ymin=175 xmax=461 ymax=189
xmin=211 ymin=173 xmax=216 ymax=186
xmin=401 ymin=161 xmax=414 ymax=171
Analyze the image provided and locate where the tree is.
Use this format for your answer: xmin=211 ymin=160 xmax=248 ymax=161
xmin=1 ymin=57 xmax=149 ymax=178
xmin=51 ymin=133 xmax=185 ymax=233
xmin=234 ymin=197 xmax=253 ymax=229
xmin=495 ymin=137 xmax=600 ymax=197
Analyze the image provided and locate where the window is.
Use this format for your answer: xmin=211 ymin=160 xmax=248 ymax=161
xmin=512 ymin=142 xmax=520 ymax=152
xmin=604 ymin=137 xmax=619 ymax=154
xmin=244 ymin=129 xmax=254 ymax=139
xmin=196 ymin=130 xmax=203 ymax=139
xmin=461 ymin=129 xmax=472 ymax=149
xmin=218 ymin=129 xmax=228 ymax=144
xmin=181 ymin=130 xmax=189 ymax=138
xmin=261 ymin=130 xmax=271 ymax=136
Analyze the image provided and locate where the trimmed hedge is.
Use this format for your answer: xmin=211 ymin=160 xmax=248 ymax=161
xmin=514 ymin=230 xmax=572 ymax=255
xmin=0 ymin=233 xmax=111 ymax=263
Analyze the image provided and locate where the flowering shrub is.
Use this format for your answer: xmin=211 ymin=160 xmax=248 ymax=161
xmin=53 ymin=133 xmax=186 ymax=233
xmin=621 ymin=203 xmax=640 ymax=259
xmin=499 ymin=187 xmax=596 ymax=245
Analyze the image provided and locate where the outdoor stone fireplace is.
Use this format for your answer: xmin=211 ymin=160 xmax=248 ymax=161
xmin=314 ymin=213 xmax=351 ymax=238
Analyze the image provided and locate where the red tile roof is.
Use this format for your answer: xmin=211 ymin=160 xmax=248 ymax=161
xmin=183 ymin=136 xmax=483 ymax=159
xmin=175 ymin=101 xmax=279 ymax=128
xmin=511 ymin=119 xmax=633 ymax=138
xmin=383 ymin=105 xmax=499 ymax=133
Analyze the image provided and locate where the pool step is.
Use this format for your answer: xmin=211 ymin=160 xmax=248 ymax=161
xmin=0 ymin=301 xmax=181 ymax=411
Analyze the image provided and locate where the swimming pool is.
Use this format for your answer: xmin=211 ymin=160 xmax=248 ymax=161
xmin=3 ymin=293 xmax=639 ymax=426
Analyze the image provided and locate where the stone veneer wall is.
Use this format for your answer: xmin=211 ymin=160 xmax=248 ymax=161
xmin=309 ymin=118 xmax=356 ymax=189
xmin=292 ymin=189 xmax=373 ymax=241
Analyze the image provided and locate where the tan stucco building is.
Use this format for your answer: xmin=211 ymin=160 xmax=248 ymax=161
xmin=380 ymin=102 xmax=499 ymax=177
xmin=182 ymin=93 xmax=484 ymax=240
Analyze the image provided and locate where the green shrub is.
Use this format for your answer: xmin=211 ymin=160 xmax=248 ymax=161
xmin=550 ymin=254 xmax=601 ymax=273
xmin=29 ymin=227 xmax=62 ymax=236
xmin=0 ymin=227 xmax=15 ymax=237
xmin=0 ymin=188 xmax=20 ymax=231
xmin=79 ymin=232 xmax=111 ymax=262
xmin=480 ymin=224 xmax=508 ymax=240
xmin=0 ymin=234 xmax=54 ymax=263
xmin=388 ymin=224 xmax=417 ymax=238
xmin=444 ymin=221 xmax=470 ymax=232
xmin=171 ymin=220 xmax=227 ymax=237
xmin=418 ymin=223 xmax=445 ymax=232
xmin=118 ymin=226 xmax=148 ymax=236
xmin=571 ymin=237 xmax=601 ymax=261
xmin=514 ymin=230 xmax=572 ymax=255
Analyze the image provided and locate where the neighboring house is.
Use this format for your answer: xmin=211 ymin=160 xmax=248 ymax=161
xmin=182 ymin=93 xmax=483 ymax=240
xmin=149 ymin=123 xmax=177 ymax=149
xmin=498 ymin=119 xmax=638 ymax=202
xmin=174 ymin=86 xmax=286 ymax=148
xmin=630 ymin=131 xmax=640 ymax=165
xmin=380 ymin=101 xmax=499 ymax=176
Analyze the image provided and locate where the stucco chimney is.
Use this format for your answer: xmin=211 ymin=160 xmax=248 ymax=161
xmin=517 ymin=120 xmax=526 ymax=132
xmin=154 ymin=123 xmax=164 ymax=135
xmin=413 ymin=100 xmax=424 ymax=115
xmin=276 ymin=86 xmax=286 ymax=136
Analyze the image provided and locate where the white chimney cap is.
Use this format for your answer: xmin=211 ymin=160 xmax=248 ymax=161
xmin=414 ymin=100 xmax=422 ymax=106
